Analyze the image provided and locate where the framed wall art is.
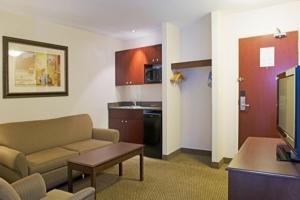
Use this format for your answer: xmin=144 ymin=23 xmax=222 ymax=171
xmin=3 ymin=36 xmax=68 ymax=98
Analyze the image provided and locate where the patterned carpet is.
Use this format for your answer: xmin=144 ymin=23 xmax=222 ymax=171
xmin=61 ymin=153 xmax=228 ymax=200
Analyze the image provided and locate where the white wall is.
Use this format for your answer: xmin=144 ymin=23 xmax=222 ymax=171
xmin=181 ymin=15 xmax=211 ymax=62
xmin=116 ymin=33 xmax=162 ymax=102
xmin=180 ymin=67 xmax=212 ymax=150
xmin=122 ymin=32 xmax=162 ymax=49
xmin=0 ymin=10 xmax=123 ymax=128
xmin=116 ymin=85 xmax=162 ymax=102
xmin=212 ymin=1 xmax=300 ymax=162
xmin=180 ymin=15 xmax=212 ymax=151
xmin=162 ymin=22 xmax=182 ymax=155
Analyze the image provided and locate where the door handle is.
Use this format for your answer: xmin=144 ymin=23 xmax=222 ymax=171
xmin=238 ymin=77 xmax=245 ymax=82
xmin=241 ymin=103 xmax=250 ymax=107
xmin=240 ymin=90 xmax=250 ymax=111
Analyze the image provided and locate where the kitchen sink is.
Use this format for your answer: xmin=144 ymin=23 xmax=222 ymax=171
xmin=120 ymin=105 xmax=143 ymax=109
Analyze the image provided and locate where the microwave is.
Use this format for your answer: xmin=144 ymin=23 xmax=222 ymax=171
xmin=144 ymin=64 xmax=162 ymax=84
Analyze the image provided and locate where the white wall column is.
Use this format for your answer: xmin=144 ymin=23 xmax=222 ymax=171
xmin=211 ymin=11 xmax=225 ymax=162
xmin=162 ymin=22 xmax=182 ymax=155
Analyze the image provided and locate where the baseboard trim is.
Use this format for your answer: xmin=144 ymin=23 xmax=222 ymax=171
xmin=181 ymin=148 xmax=212 ymax=156
xmin=162 ymin=149 xmax=181 ymax=160
xmin=211 ymin=158 xmax=224 ymax=169
xmin=163 ymin=148 xmax=212 ymax=160
xmin=211 ymin=157 xmax=232 ymax=169
xmin=223 ymin=157 xmax=232 ymax=164
xmin=162 ymin=148 xmax=232 ymax=169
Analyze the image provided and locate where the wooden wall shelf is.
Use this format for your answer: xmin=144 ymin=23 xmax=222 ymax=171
xmin=171 ymin=59 xmax=212 ymax=70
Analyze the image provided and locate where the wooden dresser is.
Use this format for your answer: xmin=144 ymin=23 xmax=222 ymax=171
xmin=227 ymin=137 xmax=300 ymax=200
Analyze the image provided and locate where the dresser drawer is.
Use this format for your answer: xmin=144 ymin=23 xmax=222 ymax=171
xmin=109 ymin=109 xmax=143 ymax=120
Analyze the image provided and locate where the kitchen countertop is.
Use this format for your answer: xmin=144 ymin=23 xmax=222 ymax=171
xmin=108 ymin=101 xmax=162 ymax=111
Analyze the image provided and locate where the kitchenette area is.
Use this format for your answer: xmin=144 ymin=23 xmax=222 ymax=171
xmin=109 ymin=42 xmax=163 ymax=159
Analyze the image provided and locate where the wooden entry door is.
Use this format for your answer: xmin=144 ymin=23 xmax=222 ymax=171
xmin=239 ymin=31 xmax=298 ymax=148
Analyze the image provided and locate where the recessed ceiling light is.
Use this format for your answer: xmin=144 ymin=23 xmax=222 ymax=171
xmin=131 ymin=29 xmax=136 ymax=33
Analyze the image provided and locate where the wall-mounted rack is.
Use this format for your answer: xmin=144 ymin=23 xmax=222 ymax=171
xmin=171 ymin=59 xmax=212 ymax=70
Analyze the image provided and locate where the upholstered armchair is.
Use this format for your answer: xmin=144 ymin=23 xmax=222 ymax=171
xmin=0 ymin=173 xmax=95 ymax=200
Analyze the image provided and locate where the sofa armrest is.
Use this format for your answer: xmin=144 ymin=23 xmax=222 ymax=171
xmin=0 ymin=146 xmax=28 ymax=177
xmin=92 ymin=128 xmax=119 ymax=143
xmin=69 ymin=187 xmax=95 ymax=200
xmin=12 ymin=173 xmax=46 ymax=200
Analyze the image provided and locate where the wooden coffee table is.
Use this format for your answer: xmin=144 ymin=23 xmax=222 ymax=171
xmin=67 ymin=142 xmax=144 ymax=193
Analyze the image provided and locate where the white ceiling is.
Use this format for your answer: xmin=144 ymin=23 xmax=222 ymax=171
xmin=0 ymin=0 xmax=296 ymax=40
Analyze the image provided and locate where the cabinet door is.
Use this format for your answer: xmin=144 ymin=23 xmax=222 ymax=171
xmin=127 ymin=48 xmax=145 ymax=85
xmin=143 ymin=44 xmax=162 ymax=64
xmin=109 ymin=119 xmax=143 ymax=143
xmin=109 ymin=109 xmax=144 ymax=143
xmin=109 ymin=118 xmax=128 ymax=142
xmin=108 ymin=118 xmax=124 ymax=141
xmin=154 ymin=44 xmax=162 ymax=64
xmin=115 ymin=50 xmax=131 ymax=86
xmin=126 ymin=119 xmax=144 ymax=144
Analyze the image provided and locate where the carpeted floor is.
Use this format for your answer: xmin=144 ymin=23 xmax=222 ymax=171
xmin=61 ymin=153 xmax=228 ymax=200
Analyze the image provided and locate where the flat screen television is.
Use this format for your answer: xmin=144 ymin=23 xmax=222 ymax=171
xmin=277 ymin=66 xmax=300 ymax=162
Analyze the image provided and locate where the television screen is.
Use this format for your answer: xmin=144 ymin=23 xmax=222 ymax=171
xmin=278 ymin=74 xmax=295 ymax=149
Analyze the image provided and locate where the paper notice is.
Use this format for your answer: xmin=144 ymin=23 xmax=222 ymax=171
xmin=260 ymin=47 xmax=275 ymax=67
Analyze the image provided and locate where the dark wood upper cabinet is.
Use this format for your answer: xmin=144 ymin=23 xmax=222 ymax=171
xmin=155 ymin=44 xmax=162 ymax=64
xmin=128 ymin=48 xmax=145 ymax=85
xmin=115 ymin=50 xmax=131 ymax=85
xmin=143 ymin=44 xmax=162 ymax=64
xmin=115 ymin=44 xmax=162 ymax=86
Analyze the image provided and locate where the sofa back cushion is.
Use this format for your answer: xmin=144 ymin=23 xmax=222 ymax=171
xmin=0 ymin=114 xmax=93 ymax=154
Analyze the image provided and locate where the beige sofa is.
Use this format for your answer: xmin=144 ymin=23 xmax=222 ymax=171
xmin=0 ymin=114 xmax=119 ymax=189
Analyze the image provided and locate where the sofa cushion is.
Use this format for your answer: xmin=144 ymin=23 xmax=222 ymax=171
xmin=26 ymin=148 xmax=78 ymax=174
xmin=62 ymin=139 xmax=112 ymax=154
xmin=0 ymin=114 xmax=93 ymax=154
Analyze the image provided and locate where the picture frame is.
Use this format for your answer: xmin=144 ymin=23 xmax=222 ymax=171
xmin=3 ymin=36 xmax=68 ymax=98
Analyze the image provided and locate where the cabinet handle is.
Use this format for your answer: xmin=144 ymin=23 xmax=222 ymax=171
xmin=125 ymin=120 xmax=127 ymax=123
xmin=152 ymin=59 xmax=154 ymax=63
xmin=121 ymin=120 xmax=124 ymax=123
xmin=129 ymin=81 xmax=132 ymax=84
xmin=156 ymin=58 xmax=159 ymax=62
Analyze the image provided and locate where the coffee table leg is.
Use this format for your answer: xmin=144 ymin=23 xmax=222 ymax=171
xmin=91 ymin=169 xmax=97 ymax=190
xmin=140 ymin=151 xmax=144 ymax=181
xmin=68 ymin=166 xmax=73 ymax=193
xmin=119 ymin=162 xmax=123 ymax=176
xmin=91 ymin=169 xmax=97 ymax=200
